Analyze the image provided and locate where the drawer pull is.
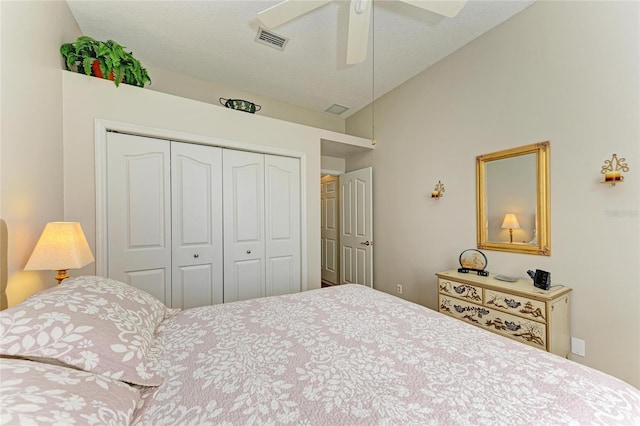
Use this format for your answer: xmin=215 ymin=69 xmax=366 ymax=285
xmin=505 ymin=321 xmax=521 ymax=331
xmin=504 ymin=298 xmax=521 ymax=308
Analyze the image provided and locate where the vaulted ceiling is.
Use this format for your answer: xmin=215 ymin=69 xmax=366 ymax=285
xmin=66 ymin=0 xmax=535 ymax=117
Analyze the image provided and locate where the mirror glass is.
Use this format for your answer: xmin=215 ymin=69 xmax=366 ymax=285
xmin=476 ymin=142 xmax=550 ymax=256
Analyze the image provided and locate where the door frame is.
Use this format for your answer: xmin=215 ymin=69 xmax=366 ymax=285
xmin=94 ymin=119 xmax=308 ymax=291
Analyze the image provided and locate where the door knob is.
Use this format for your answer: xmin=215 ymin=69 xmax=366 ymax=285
xmin=194 ymin=254 xmax=199 ymax=258
xmin=360 ymin=241 xmax=372 ymax=246
xmin=246 ymin=250 xmax=252 ymax=254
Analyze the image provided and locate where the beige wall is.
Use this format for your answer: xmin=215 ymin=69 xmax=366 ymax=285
xmin=61 ymin=71 xmax=368 ymax=298
xmin=0 ymin=1 xmax=81 ymax=305
xmin=146 ymin=65 xmax=346 ymax=133
xmin=347 ymin=1 xmax=640 ymax=387
xmin=321 ymin=155 xmax=346 ymax=175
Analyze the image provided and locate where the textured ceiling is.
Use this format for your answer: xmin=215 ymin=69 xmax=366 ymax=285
xmin=66 ymin=0 xmax=535 ymax=118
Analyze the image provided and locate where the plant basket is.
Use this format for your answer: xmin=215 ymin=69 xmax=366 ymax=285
xmin=60 ymin=36 xmax=150 ymax=88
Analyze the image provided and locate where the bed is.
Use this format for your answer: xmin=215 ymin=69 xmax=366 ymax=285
xmin=1 ymin=276 xmax=639 ymax=425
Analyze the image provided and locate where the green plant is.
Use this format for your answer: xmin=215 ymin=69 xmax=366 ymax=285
xmin=60 ymin=36 xmax=151 ymax=88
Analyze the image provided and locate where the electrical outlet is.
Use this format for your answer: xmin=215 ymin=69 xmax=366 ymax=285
xmin=571 ymin=337 xmax=586 ymax=357
xmin=396 ymin=284 xmax=403 ymax=294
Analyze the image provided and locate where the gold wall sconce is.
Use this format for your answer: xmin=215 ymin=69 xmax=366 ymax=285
xmin=431 ymin=181 xmax=445 ymax=199
xmin=601 ymin=154 xmax=629 ymax=186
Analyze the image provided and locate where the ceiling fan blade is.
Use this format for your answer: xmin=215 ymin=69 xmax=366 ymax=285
xmin=400 ymin=0 xmax=467 ymax=18
xmin=346 ymin=0 xmax=372 ymax=65
xmin=257 ymin=0 xmax=332 ymax=28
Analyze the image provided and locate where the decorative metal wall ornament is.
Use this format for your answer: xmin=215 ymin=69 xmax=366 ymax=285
xmin=601 ymin=153 xmax=629 ymax=186
xmin=431 ymin=180 xmax=445 ymax=199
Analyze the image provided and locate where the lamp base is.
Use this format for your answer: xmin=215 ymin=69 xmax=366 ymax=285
xmin=55 ymin=269 xmax=69 ymax=285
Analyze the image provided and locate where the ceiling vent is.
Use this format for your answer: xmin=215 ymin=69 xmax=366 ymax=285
xmin=255 ymin=27 xmax=289 ymax=51
xmin=325 ymin=104 xmax=350 ymax=115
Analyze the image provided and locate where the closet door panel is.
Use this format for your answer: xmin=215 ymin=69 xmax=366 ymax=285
xmin=106 ymin=133 xmax=171 ymax=304
xmin=234 ymin=260 xmax=263 ymax=302
xmin=234 ymin=166 xmax=261 ymax=241
xmin=171 ymin=142 xmax=223 ymax=308
xmin=177 ymin=265 xmax=214 ymax=308
xmin=268 ymin=256 xmax=295 ymax=296
xmin=265 ymin=155 xmax=301 ymax=297
xmin=223 ymin=149 xmax=265 ymax=303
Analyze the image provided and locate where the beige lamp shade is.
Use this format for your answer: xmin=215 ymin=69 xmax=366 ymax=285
xmin=501 ymin=214 xmax=521 ymax=230
xmin=24 ymin=222 xmax=94 ymax=283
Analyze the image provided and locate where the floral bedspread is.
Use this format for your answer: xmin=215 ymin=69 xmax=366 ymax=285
xmin=133 ymin=285 xmax=640 ymax=425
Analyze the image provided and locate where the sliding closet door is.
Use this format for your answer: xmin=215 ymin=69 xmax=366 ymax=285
xmin=106 ymin=133 xmax=171 ymax=304
xmin=171 ymin=142 xmax=223 ymax=308
xmin=265 ymin=155 xmax=301 ymax=296
xmin=223 ymin=150 xmax=265 ymax=302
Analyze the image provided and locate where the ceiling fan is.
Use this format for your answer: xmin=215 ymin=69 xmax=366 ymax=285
xmin=257 ymin=0 xmax=467 ymax=64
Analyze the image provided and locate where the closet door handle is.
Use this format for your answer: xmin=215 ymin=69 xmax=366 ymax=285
xmin=246 ymin=250 xmax=252 ymax=254
xmin=194 ymin=254 xmax=199 ymax=258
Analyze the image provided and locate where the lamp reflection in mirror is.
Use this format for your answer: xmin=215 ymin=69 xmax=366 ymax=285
xmin=501 ymin=214 xmax=520 ymax=243
xmin=24 ymin=222 xmax=95 ymax=285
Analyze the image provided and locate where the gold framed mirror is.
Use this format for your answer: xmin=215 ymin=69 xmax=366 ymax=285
xmin=476 ymin=142 xmax=550 ymax=256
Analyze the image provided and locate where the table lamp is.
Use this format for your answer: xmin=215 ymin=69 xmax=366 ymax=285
xmin=24 ymin=222 xmax=95 ymax=285
xmin=501 ymin=213 xmax=520 ymax=244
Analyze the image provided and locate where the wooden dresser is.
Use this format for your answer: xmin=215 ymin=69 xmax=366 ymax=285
xmin=436 ymin=270 xmax=572 ymax=357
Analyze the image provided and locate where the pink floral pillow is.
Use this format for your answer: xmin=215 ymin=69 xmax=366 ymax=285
xmin=0 ymin=276 xmax=166 ymax=386
xmin=0 ymin=357 xmax=140 ymax=425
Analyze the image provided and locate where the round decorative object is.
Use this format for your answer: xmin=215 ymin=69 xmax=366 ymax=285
xmin=458 ymin=249 xmax=488 ymax=275
xmin=219 ymin=98 xmax=262 ymax=114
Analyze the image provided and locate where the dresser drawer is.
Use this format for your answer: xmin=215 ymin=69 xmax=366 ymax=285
xmin=485 ymin=289 xmax=547 ymax=323
xmin=439 ymin=295 xmax=547 ymax=350
xmin=438 ymin=278 xmax=483 ymax=303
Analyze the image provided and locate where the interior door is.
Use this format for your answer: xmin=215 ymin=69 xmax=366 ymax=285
xmin=223 ymin=149 xmax=265 ymax=302
xmin=339 ymin=167 xmax=373 ymax=287
xmin=265 ymin=155 xmax=301 ymax=296
xmin=106 ymin=132 xmax=171 ymax=304
xmin=321 ymin=175 xmax=339 ymax=284
xmin=171 ymin=142 xmax=223 ymax=308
